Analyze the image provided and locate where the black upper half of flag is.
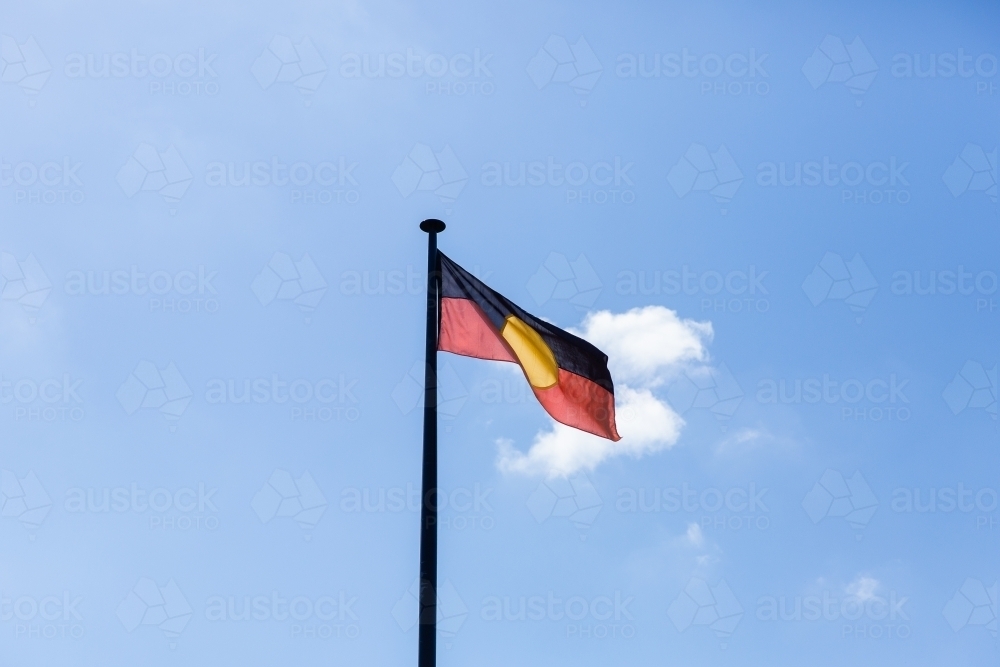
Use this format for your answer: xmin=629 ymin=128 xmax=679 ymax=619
xmin=438 ymin=251 xmax=614 ymax=395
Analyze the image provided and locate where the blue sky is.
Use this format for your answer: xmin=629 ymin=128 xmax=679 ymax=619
xmin=0 ymin=0 xmax=997 ymax=664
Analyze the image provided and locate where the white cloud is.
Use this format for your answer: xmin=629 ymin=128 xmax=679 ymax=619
xmin=685 ymin=522 xmax=704 ymax=548
xmin=498 ymin=306 xmax=713 ymax=477
xmin=846 ymin=575 xmax=880 ymax=602
xmin=576 ymin=307 xmax=712 ymax=386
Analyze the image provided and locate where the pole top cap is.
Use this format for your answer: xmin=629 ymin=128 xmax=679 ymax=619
xmin=419 ymin=219 xmax=446 ymax=234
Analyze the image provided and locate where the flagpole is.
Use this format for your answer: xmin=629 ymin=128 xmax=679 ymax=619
xmin=418 ymin=218 xmax=445 ymax=667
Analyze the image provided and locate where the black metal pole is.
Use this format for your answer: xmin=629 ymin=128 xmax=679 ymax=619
xmin=418 ymin=218 xmax=445 ymax=667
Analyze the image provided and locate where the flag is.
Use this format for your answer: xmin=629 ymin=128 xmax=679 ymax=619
xmin=437 ymin=251 xmax=620 ymax=441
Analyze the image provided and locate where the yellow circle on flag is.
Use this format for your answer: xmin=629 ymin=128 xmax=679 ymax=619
xmin=501 ymin=316 xmax=559 ymax=389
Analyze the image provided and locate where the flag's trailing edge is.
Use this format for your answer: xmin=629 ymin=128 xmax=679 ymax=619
xmin=438 ymin=251 xmax=620 ymax=441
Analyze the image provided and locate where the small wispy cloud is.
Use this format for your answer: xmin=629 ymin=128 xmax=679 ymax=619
xmin=846 ymin=575 xmax=880 ymax=602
